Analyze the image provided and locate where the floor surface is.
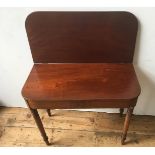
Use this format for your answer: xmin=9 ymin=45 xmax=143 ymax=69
xmin=0 ymin=107 xmax=155 ymax=146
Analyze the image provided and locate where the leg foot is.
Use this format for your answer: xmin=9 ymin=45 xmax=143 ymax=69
xmin=121 ymin=134 xmax=126 ymax=145
xmin=45 ymin=139 xmax=51 ymax=145
xmin=120 ymin=108 xmax=124 ymax=117
xmin=121 ymin=106 xmax=134 ymax=145
xmin=47 ymin=109 xmax=52 ymax=117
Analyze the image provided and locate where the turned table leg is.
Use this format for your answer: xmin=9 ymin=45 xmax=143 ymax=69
xmin=30 ymin=108 xmax=50 ymax=145
xmin=47 ymin=109 xmax=52 ymax=117
xmin=120 ymin=108 xmax=124 ymax=117
xmin=25 ymin=99 xmax=50 ymax=145
xmin=121 ymin=106 xmax=134 ymax=145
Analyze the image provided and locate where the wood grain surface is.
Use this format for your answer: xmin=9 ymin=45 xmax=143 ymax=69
xmin=0 ymin=107 xmax=155 ymax=146
xmin=22 ymin=63 xmax=140 ymax=101
xmin=26 ymin=11 xmax=138 ymax=63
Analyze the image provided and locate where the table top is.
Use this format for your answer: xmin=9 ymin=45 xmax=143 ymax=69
xmin=22 ymin=63 xmax=140 ymax=102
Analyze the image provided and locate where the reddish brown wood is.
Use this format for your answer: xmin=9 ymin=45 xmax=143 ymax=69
xmin=28 ymin=99 xmax=137 ymax=110
xmin=22 ymin=11 xmax=141 ymax=145
xmin=121 ymin=106 xmax=134 ymax=145
xmin=22 ymin=63 xmax=140 ymax=103
xmin=25 ymin=99 xmax=50 ymax=145
xmin=25 ymin=11 xmax=138 ymax=63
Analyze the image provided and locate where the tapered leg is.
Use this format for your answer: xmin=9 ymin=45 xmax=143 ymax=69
xmin=47 ymin=109 xmax=52 ymax=117
xmin=30 ymin=108 xmax=51 ymax=145
xmin=121 ymin=106 xmax=134 ymax=145
xmin=119 ymin=108 xmax=124 ymax=117
xmin=24 ymin=99 xmax=50 ymax=145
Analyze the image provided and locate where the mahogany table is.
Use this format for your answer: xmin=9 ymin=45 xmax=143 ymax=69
xmin=22 ymin=11 xmax=141 ymax=145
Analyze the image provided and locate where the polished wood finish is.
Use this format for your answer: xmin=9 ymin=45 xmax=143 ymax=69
xmin=22 ymin=11 xmax=141 ymax=145
xmin=25 ymin=99 xmax=50 ymax=145
xmin=22 ymin=63 xmax=140 ymax=102
xmin=25 ymin=11 xmax=138 ymax=63
xmin=121 ymin=106 xmax=134 ymax=145
xmin=28 ymin=100 xmax=137 ymax=110
xmin=29 ymin=108 xmax=50 ymax=145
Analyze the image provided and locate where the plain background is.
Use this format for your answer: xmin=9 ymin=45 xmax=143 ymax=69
xmin=0 ymin=7 xmax=155 ymax=115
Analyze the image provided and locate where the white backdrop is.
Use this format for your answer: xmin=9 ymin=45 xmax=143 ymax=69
xmin=0 ymin=7 xmax=155 ymax=115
